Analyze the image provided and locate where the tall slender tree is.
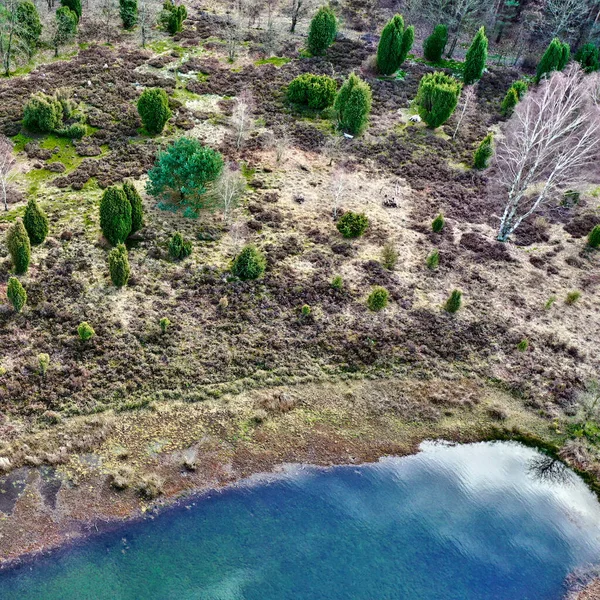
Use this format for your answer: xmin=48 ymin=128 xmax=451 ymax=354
xmin=463 ymin=26 xmax=488 ymax=85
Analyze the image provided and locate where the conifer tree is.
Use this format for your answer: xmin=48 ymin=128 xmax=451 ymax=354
xmin=588 ymin=225 xmax=600 ymax=249
xmin=501 ymin=87 xmax=518 ymax=116
xmin=463 ymin=27 xmax=488 ymax=85
xmin=416 ymin=72 xmax=462 ymax=128
xmin=108 ymin=243 xmax=130 ymax=287
xmin=399 ymin=24 xmax=414 ymax=66
xmin=473 ymin=133 xmax=494 ymax=169
xmin=60 ymin=0 xmax=81 ymax=21
xmin=6 ymin=218 xmax=31 ymax=275
xmin=123 ymin=181 xmax=143 ymax=234
xmin=575 ymin=43 xmax=600 ymax=73
xmin=423 ymin=24 xmax=448 ymax=63
xmin=376 ymin=15 xmax=404 ymax=75
xmin=536 ymin=38 xmax=570 ymax=83
xmin=307 ymin=6 xmax=337 ymax=56
xmin=23 ymin=198 xmax=49 ymax=245
xmin=100 ymin=186 xmax=132 ymax=245
xmin=444 ymin=289 xmax=462 ymax=313
xmin=334 ymin=73 xmax=372 ymax=136
xmin=7 ymin=277 xmax=26 ymax=313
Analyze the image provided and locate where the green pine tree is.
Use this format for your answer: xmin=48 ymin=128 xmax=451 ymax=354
xmin=99 ymin=186 xmax=132 ymax=245
xmin=334 ymin=72 xmax=372 ymax=136
xmin=399 ymin=25 xmax=414 ymax=66
xmin=123 ymin=181 xmax=144 ymax=234
xmin=588 ymin=225 xmax=600 ymax=249
xmin=473 ymin=132 xmax=494 ymax=169
xmin=6 ymin=218 xmax=31 ymax=275
xmin=463 ymin=27 xmax=488 ymax=85
xmin=416 ymin=71 xmax=462 ymax=128
xmin=307 ymin=6 xmax=337 ymax=56
xmin=23 ymin=197 xmax=49 ymax=245
xmin=108 ymin=243 xmax=131 ymax=287
xmin=536 ymin=38 xmax=570 ymax=83
xmin=575 ymin=43 xmax=600 ymax=73
xmin=444 ymin=289 xmax=462 ymax=313
xmin=7 ymin=276 xmax=26 ymax=313
xmin=376 ymin=15 xmax=405 ymax=75
xmin=423 ymin=24 xmax=448 ymax=63
xmin=501 ymin=87 xmax=518 ymax=116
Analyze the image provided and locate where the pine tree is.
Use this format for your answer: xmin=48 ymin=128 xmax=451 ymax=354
xmin=23 ymin=197 xmax=49 ymax=245
xmin=60 ymin=0 xmax=81 ymax=21
xmin=536 ymin=38 xmax=570 ymax=83
xmin=473 ymin=132 xmax=493 ymax=169
xmin=108 ymin=243 xmax=130 ymax=287
xmin=416 ymin=71 xmax=462 ymax=128
xmin=501 ymin=87 xmax=518 ymax=116
xmin=463 ymin=27 xmax=488 ymax=85
xmin=307 ymin=6 xmax=337 ymax=56
xmin=123 ymin=181 xmax=143 ymax=234
xmin=432 ymin=213 xmax=444 ymax=233
xmin=334 ymin=73 xmax=372 ymax=136
xmin=119 ymin=0 xmax=137 ymax=29
xmin=137 ymin=88 xmax=172 ymax=134
xmin=100 ymin=186 xmax=132 ymax=245
xmin=444 ymin=289 xmax=462 ymax=313
xmin=7 ymin=218 xmax=31 ymax=275
xmin=231 ymin=245 xmax=266 ymax=280
xmin=399 ymin=25 xmax=414 ymax=66
xmin=7 ymin=276 xmax=26 ymax=313
xmin=588 ymin=225 xmax=600 ymax=249
xmin=376 ymin=15 xmax=404 ymax=75
xmin=423 ymin=24 xmax=448 ymax=63
xmin=575 ymin=43 xmax=600 ymax=73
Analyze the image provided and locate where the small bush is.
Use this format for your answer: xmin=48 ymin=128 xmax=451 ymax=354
xmin=23 ymin=92 xmax=63 ymax=133
xmin=136 ymin=473 xmax=164 ymax=499
xmin=511 ymin=80 xmax=528 ymax=100
xmin=110 ymin=466 xmax=134 ymax=491
xmin=159 ymin=317 xmax=171 ymax=333
xmin=7 ymin=277 xmax=26 ymax=312
xmin=423 ymin=24 xmax=448 ymax=62
xmin=56 ymin=122 xmax=87 ymax=139
xmin=544 ymin=296 xmax=557 ymax=310
xmin=431 ymin=213 xmax=444 ymax=233
xmin=381 ymin=242 xmax=398 ymax=270
xmin=575 ymin=43 xmax=600 ymax=73
xmin=444 ymin=289 xmax=462 ymax=313
xmin=77 ymin=321 xmax=95 ymax=341
xmin=123 ymin=181 xmax=144 ymax=234
xmin=463 ymin=27 xmax=488 ymax=85
xmin=301 ymin=304 xmax=311 ymax=317
xmin=108 ymin=243 xmax=130 ymax=287
xmin=138 ymin=88 xmax=172 ymax=134
xmin=160 ymin=0 xmax=187 ymax=34
xmin=100 ymin=186 xmax=132 ymax=245
xmin=588 ymin=224 xmax=600 ymax=248
xmin=336 ymin=211 xmax=369 ymax=238
xmin=416 ymin=71 xmax=462 ymax=128
xmin=37 ymin=352 xmax=50 ymax=377
xmin=231 ymin=245 xmax=266 ymax=280
xmin=120 ymin=0 xmax=137 ymax=29
xmin=307 ymin=6 xmax=337 ymax=56
xmin=500 ymin=87 xmax=519 ymax=116
xmin=287 ymin=73 xmax=337 ymax=110
xmin=168 ymin=232 xmax=192 ymax=260
xmin=7 ymin=218 xmax=31 ymax=275
xmin=565 ymin=291 xmax=581 ymax=305
xmin=473 ymin=132 xmax=494 ymax=169
xmin=331 ymin=275 xmax=343 ymax=290
xmin=426 ymin=249 xmax=439 ymax=269
xmin=60 ymin=0 xmax=81 ymax=20
xmin=334 ymin=73 xmax=372 ymax=136
xmin=23 ymin=197 xmax=49 ymax=245
xmin=367 ymin=286 xmax=389 ymax=311
xmin=517 ymin=339 xmax=529 ymax=352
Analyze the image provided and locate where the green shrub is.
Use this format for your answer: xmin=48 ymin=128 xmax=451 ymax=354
xmin=511 ymin=80 xmax=528 ymax=100
xmin=336 ymin=211 xmax=369 ymax=238
xmin=7 ymin=218 xmax=31 ymax=275
xmin=536 ymin=38 xmax=570 ymax=83
xmin=423 ymin=24 xmax=448 ymax=62
xmin=565 ymin=290 xmax=581 ymax=305
xmin=307 ymin=6 xmax=337 ymax=56
xmin=377 ymin=14 xmax=413 ymax=75
xmin=231 ymin=245 xmax=266 ymax=280
xmin=331 ymin=275 xmax=343 ymax=290
xmin=56 ymin=122 xmax=87 ymax=139
xmin=367 ymin=286 xmax=389 ymax=311
xmin=168 ymin=232 xmax=192 ymax=260
xmin=23 ymin=92 xmax=63 ymax=133
xmin=16 ymin=2 xmax=42 ymax=56
xmin=123 ymin=181 xmax=144 ymax=234
xmin=159 ymin=317 xmax=171 ymax=333
xmin=23 ymin=198 xmax=49 ymax=245
xmin=146 ymin=137 xmax=224 ymax=211
xmin=108 ymin=243 xmax=130 ymax=287
xmin=7 ymin=277 xmax=26 ymax=312
xmin=517 ymin=339 xmax=529 ymax=352
xmin=415 ymin=71 xmax=461 ymax=128
xmin=77 ymin=321 xmax=95 ymax=341
xmin=334 ymin=73 xmax=372 ymax=136
xmin=100 ymin=186 xmax=132 ymax=245
xmin=500 ymin=87 xmax=518 ymax=116
xmin=301 ymin=304 xmax=311 ymax=317
xmin=120 ymin=0 xmax=137 ymax=29
xmin=426 ymin=249 xmax=439 ymax=269
xmin=473 ymin=132 xmax=494 ymax=169
xmin=60 ymin=0 xmax=81 ymax=20
xmin=588 ymin=224 xmax=600 ymax=248
xmin=381 ymin=242 xmax=398 ymax=270
xmin=544 ymin=296 xmax=557 ymax=310
xmin=160 ymin=0 xmax=187 ymax=34
xmin=53 ymin=7 xmax=78 ymax=54
xmin=38 ymin=353 xmax=50 ymax=376
xmin=463 ymin=26 xmax=488 ymax=85
xmin=287 ymin=73 xmax=337 ymax=110
xmin=137 ymin=88 xmax=171 ymax=134
xmin=431 ymin=213 xmax=444 ymax=233
xmin=575 ymin=43 xmax=600 ymax=73
xmin=444 ymin=289 xmax=462 ymax=313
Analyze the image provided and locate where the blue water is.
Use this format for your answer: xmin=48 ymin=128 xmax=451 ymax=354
xmin=1 ymin=441 xmax=599 ymax=600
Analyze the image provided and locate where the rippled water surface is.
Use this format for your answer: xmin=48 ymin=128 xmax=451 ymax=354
xmin=1 ymin=441 xmax=599 ymax=600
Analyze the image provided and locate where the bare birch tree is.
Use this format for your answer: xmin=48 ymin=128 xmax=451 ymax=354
xmin=232 ymin=90 xmax=254 ymax=150
xmin=138 ymin=0 xmax=160 ymax=48
xmin=493 ymin=65 xmax=600 ymax=242
xmin=209 ymin=164 xmax=246 ymax=223
xmin=544 ymin=0 xmax=591 ymax=41
xmin=452 ymin=85 xmax=476 ymax=139
xmin=0 ymin=135 xmax=16 ymax=211
xmin=330 ymin=168 xmax=348 ymax=219
xmin=288 ymin=0 xmax=315 ymax=33
xmin=224 ymin=10 xmax=243 ymax=62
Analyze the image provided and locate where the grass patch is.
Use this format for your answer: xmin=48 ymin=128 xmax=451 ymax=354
xmin=255 ymin=56 xmax=291 ymax=67
xmin=11 ymin=132 xmax=33 ymax=153
xmin=41 ymin=135 xmax=83 ymax=172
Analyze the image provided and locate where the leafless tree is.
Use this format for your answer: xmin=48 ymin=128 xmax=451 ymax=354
xmin=231 ymin=90 xmax=254 ymax=150
xmin=138 ymin=0 xmax=161 ymax=48
xmin=209 ymin=164 xmax=246 ymax=223
xmin=452 ymin=85 xmax=476 ymax=139
xmin=288 ymin=0 xmax=315 ymax=33
xmin=262 ymin=0 xmax=280 ymax=56
xmin=544 ymin=0 xmax=591 ymax=41
xmin=323 ymin=134 xmax=342 ymax=166
xmin=274 ymin=129 xmax=290 ymax=162
xmin=98 ymin=0 xmax=119 ymax=44
xmin=0 ymin=135 xmax=16 ymax=211
xmin=576 ymin=380 xmax=600 ymax=430
xmin=224 ymin=11 xmax=243 ymax=62
xmin=493 ymin=65 xmax=600 ymax=241
xmin=330 ymin=168 xmax=348 ymax=219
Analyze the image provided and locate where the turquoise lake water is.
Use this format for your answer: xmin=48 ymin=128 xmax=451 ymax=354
xmin=0 ymin=441 xmax=599 ymax=599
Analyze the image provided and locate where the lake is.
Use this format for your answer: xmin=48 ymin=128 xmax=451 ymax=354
xmin=0 ymin=441 xmax=599 ymax=599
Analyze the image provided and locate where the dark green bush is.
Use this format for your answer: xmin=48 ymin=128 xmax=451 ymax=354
xmin=331 ymin=275 xmax=343 ymax=290
xmin=16 ymin=2 xmax=42 ymax=56
xmin=575 ymin=43 xmax=600 ymax=73
xmin=56 ymin=122 xmax=87 ymax=139
xmin=426 ymin=249 xmax=439 ymax=269
xmin=123 ymin=181 xmax=144 ymax=234
xmin=231 ymin=245 xmax=266 ymax=280
xmin=367 ymin=286 xmax=389 ymax=311
xmin=100 ymin=186 xmax=132 ymax=245
xmin=517 ymin=339 xmax=529 ymax=352
xmin=423 ymin=24 xmax=448 ymax=62
xmin=160 ymin=0 xmax=187 ymax=34
xmin=23 ymin=92 xmax=63 ymax=133
xmin=334 ymin=73 xmax=372 ymax=136
xmin=501 ymin=87 xmax=519 ymax=116
xmin=7 ymin=277 xmax=26 ymax=313
xmin=473 ymin=132 xmax=494 ymax=169
xmin=287 ymin=73 xmax=337 ymax=110
xmin=168 ymin=232 xmax=192 ymax=260
xmin=307 ymin=6 xmax=337 ymax=56
xmin=7 ymin=218 xmax=31 ymax=275
xmin=463 ymin=27 xmax=488 ymax=85
xmin=108 ymin=243 xmax=131 ymax=287
xmin=588 ymin=224 xmax=600 ymax=248
xmin=23 ymin=197 xmax=49 ymax=245
xmin=300 ymin=304 xmax=311 ymax=317
xmin=137 ymin=88 xmax=172 ymax=134
xmin=444 ymin=289 xmax=462 ymax=313
xmin=377 ymin=14 xmax=413 ymax=75
xmin=511 ymin=80 xmax=528 ymax=100
xmin=416 ymin=71 xmax=461 ymax=128
xmin=536 ymin=38 xmax=570 ymax=83
xmin=336 ymin=211 xmax=369 ymax=238
xmin=77 ymin=321 xmax=95 ymax=341
xmin=60 ymin=0 xmax=81 ymax=20
xmin=431 ymin=213 xmax=444 ymax=233
xmin=120 ymin=0 xmax=137 ymax=29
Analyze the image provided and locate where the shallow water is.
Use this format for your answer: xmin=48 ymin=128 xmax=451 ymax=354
xmin=1 ymin=441 xmax=599 ymax=600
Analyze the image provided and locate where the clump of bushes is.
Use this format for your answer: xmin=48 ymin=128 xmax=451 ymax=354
xmin=536 ymin=38 xmax=570 ymax=83
xmin=168 ymin=232 xmax=192 ymax=260
xmin=415 ymin=71 xmax=462 ymax=128
xmin=108 ymin=243 xmax=130 ymax=287
xmin=381 ymin=242 xmax=398 ymax=270
xmin=100 ymin=186 xmax=132 ymax=246
xmin=23 ymin=198 xmax=49 ymax=245
xmin=7 ymin=218 xmax=31 ymax=274
xmin=160 ymin=0 xmax=187 ymax=34
xmin=473 ymin=132 xmax=494 ymax=169
xmin=588 ymin=225 xmax=600 ymax=248
xmin=231 ymin=245 xmax=266 ymax=280
xmin=336 ymin=211 xmax=369 ymax=238
xmin=136 ymin=473 xmax=164 ymax=499
xmin=334 ymin=73 xmax=372 ymax=136
xmin=423 ymin=24 xmax=448 ymax=63
xmin=7 ymin=277 xmax=26 ymax=312
xmin=23 ymin=91 xmax=85 ymax=138
xmin=307 ymin=6 xmax=337 ymax=56
xmin=77 ymin=321 xmax=95 ymax=341
xmin=376 ymin=14 xmax=414 ymax=75
xmin=463 ymin=26 xmax=488 ymax=85
xmin=575 ymin=43 xmax=600 ymax=73
xmin=287 ymin=73 xmax=337 ymax=110
xmin=431 ymin=213 xmax=444 ymax=233
xmin=444 ymin=289 xmax=462 ymax=313
xmin=367 ymin=286 xmax=389 ymax=311
xmin=137 ymin=88 xmax=171 ymax=134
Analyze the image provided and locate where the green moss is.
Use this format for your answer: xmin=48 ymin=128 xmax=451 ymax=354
xmin=11 ymin=133 xmax=33 ymax=153
xmin=255 ymin=56 xmax=291 ymax=67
